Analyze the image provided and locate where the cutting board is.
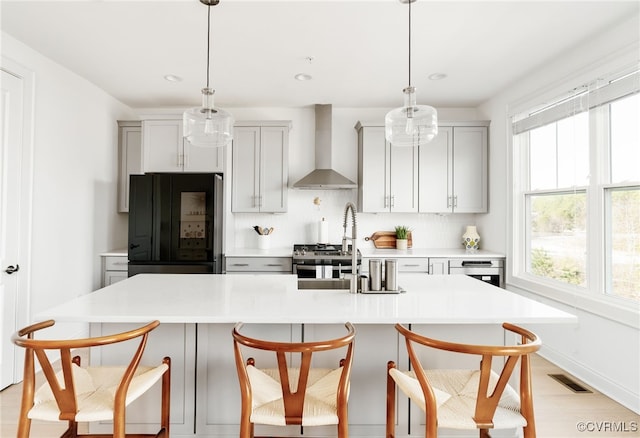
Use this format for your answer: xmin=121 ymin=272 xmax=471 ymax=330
xmin=365 ymin=231 xmax=413 ymax=249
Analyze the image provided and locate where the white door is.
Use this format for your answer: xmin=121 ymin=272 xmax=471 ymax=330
xmin=0 ymin=69 xmax=24 ymax=389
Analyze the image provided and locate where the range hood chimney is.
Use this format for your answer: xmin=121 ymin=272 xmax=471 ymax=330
xmin=293 ymin=104 xmax=357 ymax=189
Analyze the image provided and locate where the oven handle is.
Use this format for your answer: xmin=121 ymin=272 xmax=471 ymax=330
xmin=294 ymin=265 xmax=318 ymax=271
xmin=294 ymin=264 xmax=346 ymax=271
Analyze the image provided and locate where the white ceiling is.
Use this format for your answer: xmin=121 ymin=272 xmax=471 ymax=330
xmin=2 ymin=0 xmax=638 ymax=109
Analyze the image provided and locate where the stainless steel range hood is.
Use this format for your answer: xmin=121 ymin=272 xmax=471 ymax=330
xmin=293 ymin=104 xmax=357 ymax=189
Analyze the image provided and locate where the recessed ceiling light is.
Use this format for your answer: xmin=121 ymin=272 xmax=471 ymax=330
xmin=164 ymin=74 xmax=183 ymax=82
xmin=295 ymin=73 xmax=313 ymax=81
xmin=428 ymin=73 xmax=447 ymax=81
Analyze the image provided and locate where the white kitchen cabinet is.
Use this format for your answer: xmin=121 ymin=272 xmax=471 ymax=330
xmin=142 ymin=119 xmax=223 ymax=173
xmin=117 ymin=121 xmax=143 ymax=213
xmin=356 ymin=122 xmax=419 ymax=213
xmin=419 ymin=123 xmax=489 ymax=213
xmin=362 ymin=257 xmax=430 ymax=275
xmin=428 ymin=258 xmax=449 ymax=275
xmin=224 ymin=256 xmax=293 ymax=274
xmin=232 ymin=122 xmax=290 ymax=213
xmin=101 ymin=254 xmax=129 ymax=287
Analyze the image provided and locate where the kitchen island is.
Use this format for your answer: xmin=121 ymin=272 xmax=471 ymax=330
xmin=37 ymin=274 xmax=576 ymax=438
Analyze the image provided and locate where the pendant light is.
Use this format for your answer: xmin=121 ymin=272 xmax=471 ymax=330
xmin=385 ymin=0 xmax=438 ymax=147
xmin=183 ymin=0 xmax=233 ymax=148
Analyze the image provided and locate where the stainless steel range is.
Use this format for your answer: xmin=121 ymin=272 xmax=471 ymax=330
xmin=293 ymin=243 xmax=361 ymax=289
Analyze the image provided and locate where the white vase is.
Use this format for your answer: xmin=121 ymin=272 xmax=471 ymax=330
xmin=462 ymin=226 xmax=480 ymax=251
xmin=396 ymin=239 xmax=408 ymax=250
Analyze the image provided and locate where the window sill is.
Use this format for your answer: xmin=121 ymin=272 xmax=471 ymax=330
xmin=507 ymin=274 xmax=639 ymax=329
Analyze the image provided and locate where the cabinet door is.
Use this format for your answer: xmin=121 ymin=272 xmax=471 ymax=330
xmin=103 ymin=270 xmax=128 ymax=286
xmin=358 ymin=126 xmax=389 ymax=213
xmin=128 ymin=174 xmax=153 ymax=261
xmin=232 ymin=127 xmax=261 ymax=212
xmin=143 ymin=120 xmax=183 ymax=172
xmin=452 ymin=126 xmax=488 ymax=213
xmin=184 ymin=140 xmax=224 ymax=173
xmin=259 ymin=126 xmax=288 ymax=213
xmin=390 ymin=145 xmax=418 ymax=212
xmin=118 ymin=122 xmax=142 ymax=213
xmin=419 ymin=127 xmax=452 ymax=213
xmin=429 ymin=258 xmax=449 ymax=275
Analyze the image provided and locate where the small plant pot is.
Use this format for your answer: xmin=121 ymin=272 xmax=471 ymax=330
xmin=396 ymin=239 xmax=408 ymax=250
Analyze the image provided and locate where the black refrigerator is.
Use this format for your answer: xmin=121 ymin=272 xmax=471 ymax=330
xmin=127 ymin=173 xmax=223 ymax=275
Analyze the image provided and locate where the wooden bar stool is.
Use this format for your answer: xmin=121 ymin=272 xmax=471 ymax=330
xmin=12 ymin=319 xmax=171 ymax=438
xmin=232 ymin=322 xmax=355 ymax=438
xmin=387 ymin=322 xmax=541 ymax=438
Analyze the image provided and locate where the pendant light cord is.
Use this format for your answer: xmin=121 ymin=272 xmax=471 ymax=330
xmin=206 ymin=4 xmax=211 ymax=88
xmin=408 ymin=0 xmax=412 ymax=87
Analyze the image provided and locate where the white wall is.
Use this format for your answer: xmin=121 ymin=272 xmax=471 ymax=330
xmin=477 ymin=15 xmax=640 ymax=412
xmin=2 ymin=33 xmax=133 ymax=332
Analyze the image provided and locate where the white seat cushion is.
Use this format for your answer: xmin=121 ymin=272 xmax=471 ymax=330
xmin=29 ymin=363 xmax=168 ymax=422
xmin=390 ymin=368 xmax=526 ymax=430
xmin=246 ymin=365 xmax=345 ymax=426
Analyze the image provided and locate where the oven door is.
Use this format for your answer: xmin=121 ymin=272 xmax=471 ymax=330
xmin=294 ymin=263 xmax=348 ymax=279
xmin=449 ymin=259 xmax=504 ymax=288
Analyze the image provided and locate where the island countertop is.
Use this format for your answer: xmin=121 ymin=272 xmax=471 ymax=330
xmin=37 ymin=273 xmax=575 ymax=325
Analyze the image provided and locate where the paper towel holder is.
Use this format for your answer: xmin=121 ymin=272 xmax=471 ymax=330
xmin=318 ymin=217 xmax=329 ymax=243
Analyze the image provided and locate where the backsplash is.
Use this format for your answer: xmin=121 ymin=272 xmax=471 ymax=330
xmin=230 ymin=189 xmax=478 ymax=251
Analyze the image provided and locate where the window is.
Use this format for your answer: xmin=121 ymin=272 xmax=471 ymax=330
xmin=512 ymin=71 xmax=639 ymax=304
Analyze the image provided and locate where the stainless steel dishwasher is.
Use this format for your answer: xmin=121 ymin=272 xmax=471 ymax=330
xmin=449 ymin=259 xmax=504 ymax=288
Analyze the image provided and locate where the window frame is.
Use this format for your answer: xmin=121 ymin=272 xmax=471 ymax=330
xmin=509 ymin=69 xmax=640 ymax=328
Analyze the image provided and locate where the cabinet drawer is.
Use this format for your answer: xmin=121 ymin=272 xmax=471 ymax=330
xmin=396 ymin=258 xmax=430 ymax=272
xmin=225 ymin=257 xmax=293 ymax=273
xmin=104 ymin=256 xmax=129 ymax=271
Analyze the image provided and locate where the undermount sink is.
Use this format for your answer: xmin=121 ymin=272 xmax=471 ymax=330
xmin=298 ymin=278 xmax=352 ymax=290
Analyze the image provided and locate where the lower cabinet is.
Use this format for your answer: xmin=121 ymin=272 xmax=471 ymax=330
xmin=101 ymin=254 xmax=129 ymax=287
xmin=428 ymin=258 xmax=449 ymax=275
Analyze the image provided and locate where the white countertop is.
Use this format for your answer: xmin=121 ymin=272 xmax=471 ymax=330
xmin=224 ymin=247 xmax=505 ymax=258
xmin=225 ymin=247 xmax=293 ymax=257
xmin=359 ymin=248 xmax=505 ymax=258
xmin=38 ymin=273 xmax=574 ymax=325
xmin=100 ymin=248 xmax=128 ymax=257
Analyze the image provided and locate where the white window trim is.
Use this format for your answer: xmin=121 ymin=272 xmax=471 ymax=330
xmin=507 ymin=70 xmax=640 ymax=330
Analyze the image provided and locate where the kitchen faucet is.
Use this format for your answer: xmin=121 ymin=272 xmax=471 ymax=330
xmin=342 ymin=202 xmax=358 ymax=293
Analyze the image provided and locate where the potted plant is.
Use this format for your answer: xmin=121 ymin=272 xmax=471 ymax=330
xmin=395 ymin=226 xmax=410 ymax=250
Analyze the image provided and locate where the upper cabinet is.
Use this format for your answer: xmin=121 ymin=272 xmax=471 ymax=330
xmin=117 ymin=121 xmax=143 ymax=213
xmin=142 ymin=119 xmax=223 ymax=173
xmin=419 ymin=123 xmax=489 ymax=213
xmin=232 ymin=121 xmax=291 ymax=213
xmin=356 ymin=122 xmax=419 ymax=213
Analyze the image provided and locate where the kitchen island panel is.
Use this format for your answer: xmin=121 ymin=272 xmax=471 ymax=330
xmin=88 ymin=322 xmax=196 ymax=436
xmin=196 ymin=323 xmax=301 ymax=437
xmin=35 ymin=273 xmax=575 ymax=437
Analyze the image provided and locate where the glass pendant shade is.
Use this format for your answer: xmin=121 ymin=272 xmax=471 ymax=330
xmin=183 ymin=0 xmax=233 ymax=148
xmin=385 ymin=86 xmax=438 ymax=147
xmin=184 ymin=87 xmax=233 ymax=147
